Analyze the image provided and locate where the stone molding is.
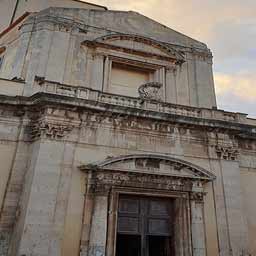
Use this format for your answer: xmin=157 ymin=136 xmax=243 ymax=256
xmin=82 ymin=40 xmax=182 ymax=64
xmin=21 ymin=13 xmax=210 ymax=58
xmin=84 ymin=154 xmax=216 ymax=181
xmin=83 ymin=169 xmax=195 ymax=195
xmin=79 ymin=154 xmax=215 ymax=196
xmin=92 ymin=33 xmax=185 ymax=64
xmin=34 ymin=78 xmax=249 ymax=125
xmin=80 ymin=154 xmax=214 ymax=195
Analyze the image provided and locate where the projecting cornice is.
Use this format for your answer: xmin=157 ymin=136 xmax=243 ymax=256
xmin=0 ymin=79 xmax=255 ymax=140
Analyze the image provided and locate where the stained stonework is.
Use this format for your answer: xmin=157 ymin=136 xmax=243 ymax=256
xmin=0 ymin=4 xmax=255 ymax=256
xmin=0 ymin=232 xmax=10 ymax=256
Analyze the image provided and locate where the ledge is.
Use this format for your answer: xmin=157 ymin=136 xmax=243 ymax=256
xmin=0 ymin=78 xmax=25 ymax=96
xmin=0 ymin=78 xmax=255 ymax=138
xmin=34 ymin=78 xmax=250 ymax=123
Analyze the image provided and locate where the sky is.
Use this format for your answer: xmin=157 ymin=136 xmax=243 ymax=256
xmin=91 ymin=0 xmax=256 ymax=117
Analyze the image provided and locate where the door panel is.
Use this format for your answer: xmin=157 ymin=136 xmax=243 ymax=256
xmin=148 ymin=218 xmax=171 ymax=235
xmin=118 ymin=216 xmax=140 ymax=234
xmin=116 ymin=195 xmax=175 ymax=256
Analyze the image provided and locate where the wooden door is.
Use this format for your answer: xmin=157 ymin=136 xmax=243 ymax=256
xmin=116 ymin=195 xmax=175 ymax=256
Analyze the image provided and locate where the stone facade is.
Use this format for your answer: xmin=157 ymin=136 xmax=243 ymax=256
xmin=0 ymin=5 xmax=255 ymax=256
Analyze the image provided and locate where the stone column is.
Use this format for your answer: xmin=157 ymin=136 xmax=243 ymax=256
xmin=174 ymin=196 xmax=192 ymax=256
xmin=16 ymin=120 xmax=77 ymax=256
xmin=16 ymin=140 xmax=66 ymax=256
xmin=106 ymin=191 xmax=118 ymax=256
xmin=91 ymin=54 xmax=104 ymax=91
xmin=219 ymin=159 xmax=249 ymax=256
xmin=209 ymin=159 xmax=231 ymax=256
xmin=209 ymin=140 xmax=249 ymax=256
xmin=80 ymin=172 xmax=95 ymax=256
xmin=102 ymin=57 xmax=112 ymax=92
xmin=165 ymin=66 xmax=177 ymax=104
xmin=87 ymin=193 xmax=109 ymax=256
xmin=190 ymin=183 xmax=207 ymax=256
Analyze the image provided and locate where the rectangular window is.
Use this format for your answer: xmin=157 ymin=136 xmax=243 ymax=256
xmin=110 ymin=62 xmax=154 ymax=97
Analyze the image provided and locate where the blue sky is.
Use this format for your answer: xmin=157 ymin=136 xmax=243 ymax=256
xmin=93 ymin=0 xmax=256 ymax=117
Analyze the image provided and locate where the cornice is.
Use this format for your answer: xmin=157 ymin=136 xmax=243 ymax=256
xmin=19 ymin=14 xmax=210 ymax=57
xmin=82 ymin=40 xmax=183 ymax=64
xmin=0 ymin=80 xmax=255 ymax=140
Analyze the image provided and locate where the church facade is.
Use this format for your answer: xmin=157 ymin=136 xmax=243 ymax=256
xmin=0 ymin=5 xmax=256 ymax=256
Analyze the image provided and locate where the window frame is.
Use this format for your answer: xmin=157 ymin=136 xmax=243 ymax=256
xmin=103 ymin=55 xmax=167 ymax=100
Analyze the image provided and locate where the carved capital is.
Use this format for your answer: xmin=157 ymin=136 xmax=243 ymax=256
xmin=166 ymin=65 xmax=177 ymax=73
xmin=29 ymin=120 xmax=74 ymax=140
xmin=190 ymin=192 xmax=205 ymax=201
xmin=215 ymin=145 xmax=239 ymax=160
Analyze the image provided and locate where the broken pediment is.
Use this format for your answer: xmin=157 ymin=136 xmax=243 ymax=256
xmin=80 ymin=154 xmax=215 ymax=181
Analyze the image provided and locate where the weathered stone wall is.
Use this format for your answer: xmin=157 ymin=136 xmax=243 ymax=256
xmin=0 ymin=232 xmax=11 ymax=256
xmin=0 ymin=94 xmax=252 ymax=255
xmin=0 ymin=7 xmax=216 ymax=108
xmin=0 ymin=6 xmax=255 ymax=256
xmin=0 ymin=0 xmax=107 ymax=32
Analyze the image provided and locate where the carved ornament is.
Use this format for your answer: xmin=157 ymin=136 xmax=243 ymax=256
xmin=94 ymin=33 xmax=185 ymax=64
xmin=138 ymin=82 xmax=163 ymax=101
xmin=86 ymin=169 xmax=192 ymax=194
xmin=30 ymin=120 xmax=74 ymax=140
xmin=80 ymin=154 xmax=216 ymax=181
xmin=215 ymin=145 xmax=239 ymax=160
xmin=189 ymin=192 xmax=205 ymax=201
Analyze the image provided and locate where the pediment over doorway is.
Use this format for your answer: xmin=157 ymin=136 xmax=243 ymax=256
xmin=80 ymin=154 xmax=215 ymax=181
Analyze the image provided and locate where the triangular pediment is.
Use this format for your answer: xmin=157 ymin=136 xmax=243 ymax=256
xmin=80 ymin=154 xmax=215 ymax=181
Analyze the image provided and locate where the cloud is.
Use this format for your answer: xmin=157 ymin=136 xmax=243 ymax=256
xmin=215 ymin=72 xmax=256 ymax=117
xmin=215 ymin=72 xmax=256 ymax=101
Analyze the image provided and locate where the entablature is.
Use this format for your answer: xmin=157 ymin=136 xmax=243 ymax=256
xmin=79 ymin=154 xmax=215 ymax=197
xmin=0 ymin=78 xmax=256 ymax=142
xmin=80 ymin=154 xmax=216 ymax=181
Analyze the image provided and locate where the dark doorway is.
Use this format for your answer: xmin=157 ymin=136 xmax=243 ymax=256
xmin=148 ymin=236 xmax=171 ymax=256
xmin=116 ymin=234 xmax=141 ymax=256
xmin=116 ymin=195 xmax=175 ymax=256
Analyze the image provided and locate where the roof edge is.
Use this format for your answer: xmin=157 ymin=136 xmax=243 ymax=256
xmin=70 ymin=0 xmax=107 ymax=10
xmin=0 ymin=12 xmax=30 ymax=38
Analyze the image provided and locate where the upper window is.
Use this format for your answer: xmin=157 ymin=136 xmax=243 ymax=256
xmin=110 ymin=62 xmax=154 ymax=97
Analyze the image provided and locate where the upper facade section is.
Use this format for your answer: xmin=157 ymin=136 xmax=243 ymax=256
xmin=0 ymin=0 xmax=107 ymax=32
xmin=0 ymin=7 xmax=217 ymax=108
